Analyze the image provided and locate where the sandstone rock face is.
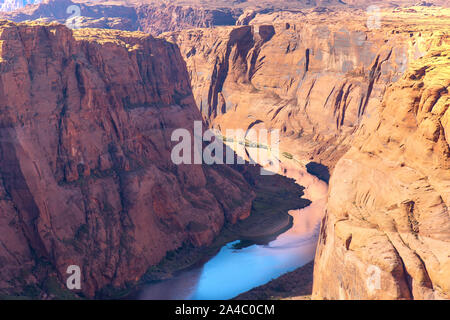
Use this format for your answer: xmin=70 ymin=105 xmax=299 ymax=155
xmin=134 ymin=4 xmax=238 ymax=35
xmin=0 ymin=0 xmax=41 ymax=13
xmin=313 ymin=38 xmax=449 ymax=300
xmin=0 ymin=0 xmax=140 ymax=30
xmin=0 ymin=2 xmax=448 ymax=301
xmin=163 ymin=19 xmax=416 ymax=168
xmin=2 ymin=0 xmax=431 ymax=35
xmin=0 ymin=21 xmax=254 ymax=298
xmin=0 ymin=0 xmax=240 ymax=34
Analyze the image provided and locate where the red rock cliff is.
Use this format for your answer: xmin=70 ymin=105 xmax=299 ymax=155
xmin=162 ymin=9 xmax=450 ymax=299
xmin=313 ymin=37 xmax=449 ymax=299
xmin=0 ymin=21 xmax=254 ymax=298
xmin=163 ymin=18 xmax=415 ymax=168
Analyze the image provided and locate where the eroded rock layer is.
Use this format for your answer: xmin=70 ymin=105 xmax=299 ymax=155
xmin=313 ymin=39 xmax=449 ymax=300
xmin=4 ymin=0 xmax=445 ymax=35
xmin=0 ymin=3 xmax=448 ymax=301
xmin=0 ymin=0 xmax=241 ymax=34
xmin=0 ymin=22 xmax=254 ymax=298
xmin=162 ymin=8 xmax=450 ymax=299
xmin=164 ymin=18 xmax=428 ymax=168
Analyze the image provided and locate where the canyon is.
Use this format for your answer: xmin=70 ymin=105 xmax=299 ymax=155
xmin=313 ymin=40 xmax=450 ymax=299
xmin=166 ymin=5 xmax=450 ymax=300
xmin=0 ymin=1 xmax=448 ymax=300
xmin=1 ymin=0 xmax=448 ymax=35
xmin=162 ymin=6 xmax=449 ymax=168
xmin=0 ymin=21 xmax=257 ymax=298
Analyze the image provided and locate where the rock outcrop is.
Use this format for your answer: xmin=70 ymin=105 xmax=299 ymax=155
xmin=313 ymin=37 xmax=449 ymax=299
xmin=0 ymin=0 xmax=141 ymax=30
xmin=1 ymin=0 xmax=421 ymax=35
xmin=163 ymin=18 xmax=416 ymax=168
xmin=0 ymin=0 xmax=41 ymax=13
xmin=0 ymin=2 xmax=448 ymax=301
xmin=0 ymin=21 xmax=254 ymax=298
xmin=162 ymin=7 xmax=450 ymax=299
xmin=134 ymin=3 xmax=238 ymax=35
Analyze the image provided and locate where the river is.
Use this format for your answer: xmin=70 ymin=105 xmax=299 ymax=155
xmin=137 ymin=139 xmax=328 ymax=300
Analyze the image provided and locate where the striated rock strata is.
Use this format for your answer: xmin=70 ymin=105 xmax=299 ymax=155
xmin=162 ymin=8 xmax=450 ymax=299
xmin=164 ymin=18 xmax=421 ymax=168
xmin=0 ymin=0 xmax=240 ymax=34
xmin=0 ymin=21 xmax=254 ymax=298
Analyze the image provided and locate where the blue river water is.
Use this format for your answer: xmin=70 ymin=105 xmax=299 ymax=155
xmin=138 ymin=161 xmax=328 ymax=300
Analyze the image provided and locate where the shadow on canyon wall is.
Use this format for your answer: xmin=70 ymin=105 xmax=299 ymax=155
xmin=306 ymin=162 xmax=330 ymax=183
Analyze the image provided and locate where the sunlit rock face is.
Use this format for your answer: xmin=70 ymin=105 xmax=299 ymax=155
xmin=2 ymin=0 xmax=443 ymax=34
xmin=0 ymin=0 xmax=241 ymax=33
xmin=0 ymin=0 xmax=41 ymax=12
xmin=0 ymin=21 xmax=254 ymax=298
xmin=0 ymin=0 xmax=448 ymax=301
xmin=313 ymin=37 xmax=450 ymax=300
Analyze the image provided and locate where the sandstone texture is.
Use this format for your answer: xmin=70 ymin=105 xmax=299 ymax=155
xmin=313 ymin=37 xmax=450 ymax=299
xmin=163 ymin=14 xmax=428 ymax=168
xmin=162 ymin=7 xmax=450 ymax=299
xmin=134 ymin=3 xmax=238 ymax=35
xmin=3 ymin=0 xmax=441 ymax=35
xmin=0 ymin=21 xmax=254 ymax=298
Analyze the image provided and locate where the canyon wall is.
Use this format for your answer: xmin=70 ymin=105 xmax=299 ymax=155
xmin=0 ymin=0 xmax=41 ymax=13
xmin=134 ymin=4 xmax=238 ymax=35
xmin=163 ymin=19 xmax=415 ymax=167
xmin=0 ymin=21 xmax=254 ymax=298
xmin=3 ymin=0 xmax=437 ymax=35
xmin=0 ymin=0 xmax=241 ymax=34
xmin=0 ymin=2 xmax=447 ymax=300
xmin=313 ymin=37 xmax=449 ymax=299
xmin=0 ymin=0 xmax=141 ymax=30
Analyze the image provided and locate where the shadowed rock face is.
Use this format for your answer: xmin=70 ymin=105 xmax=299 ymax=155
xmin=0 ymin=2 xmax=448 ymax=301
xmin=0 ymin=21 xmax=254 ymax=298
xmin=313 ymin=38 xmax=450 ymax=300
xmin=4 ymin=0 xmax=447 ymax=35
xmin=134 ymin=4 xmax=238 ymax=35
